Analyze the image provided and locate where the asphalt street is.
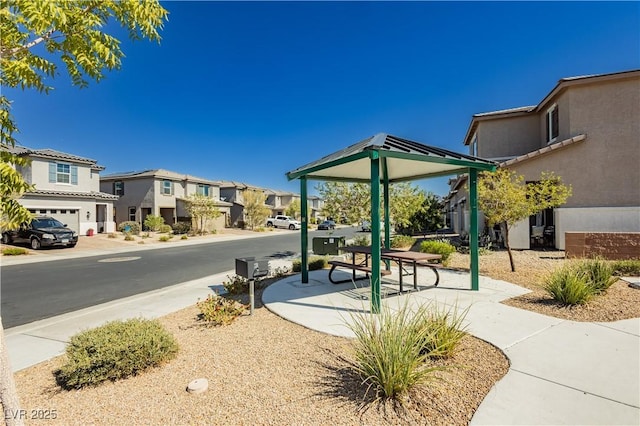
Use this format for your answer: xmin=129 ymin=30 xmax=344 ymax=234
xmin=1 ymin=228 xmax=359 ymax=328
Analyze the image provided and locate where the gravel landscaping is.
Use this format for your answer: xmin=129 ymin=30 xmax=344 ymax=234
xmin=11 ymin=248 xmax=639 ymax=425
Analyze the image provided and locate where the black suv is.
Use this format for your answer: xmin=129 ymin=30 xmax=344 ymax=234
xmin=2 ymin=216 xmax=78 ymax=250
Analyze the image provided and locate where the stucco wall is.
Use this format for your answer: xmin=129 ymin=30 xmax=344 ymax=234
xmin=28 ymin=158 xmax=95 ymax=192
xmin=478 ymin=115 xmax=540 ymax=159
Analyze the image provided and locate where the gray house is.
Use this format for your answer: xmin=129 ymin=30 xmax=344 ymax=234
xmin=8 ymin=146 xmax=118 ymax=234
xmin=100 ymin=169 xmax=232 ymax=231
xmin=219 ymin=181 xmax=268 ymax=227
xmin=446 ymin=69 xmax=640 ymax=249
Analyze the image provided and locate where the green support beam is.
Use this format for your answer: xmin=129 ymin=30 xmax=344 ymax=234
xmin=469 ymin=169 xmax=479 ymax=291
xmin=370 ymin=153 xmax=381 ymax=313
xmin=300 ymin=176 xmax=309 ymax=284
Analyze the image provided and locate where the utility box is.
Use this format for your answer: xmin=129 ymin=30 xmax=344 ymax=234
xmin=235 ymin=257 xmax=269 ymax=279
xmin=312 ymin=236 xmax=345 ymax=255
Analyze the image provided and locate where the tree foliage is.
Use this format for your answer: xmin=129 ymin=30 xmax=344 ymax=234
xmin=0 ymin=0 xmax=168 ymax=227
xmin=284 ymin=198 xmax=301 ymax=219
xmin=396 ymin=192 xmax=444 ymax=235
xmin=477 ymin=168 xmax=572 ymax=271
xmin=185 ymin=194 xmax=221 ymax=235
xmin=316 ymin=181 xmax=427 ymax=228
xmin=243 ymin=189 xmax=271 ymax=230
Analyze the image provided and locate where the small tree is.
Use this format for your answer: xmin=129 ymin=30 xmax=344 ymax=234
xmin=285 ymin=199 xmax=301 ymax=219
xmin=143 ymin=214 xmax=164 ymax=232
xmin=243 ymin=189 xmax=270 ymax=230
xmin=397 ymin=192 xmax=444 ymax=235
xmin=478 ymin=169 xmax=572 ymax=272
xmin=185 ymin=194 xmax=221 ymax=235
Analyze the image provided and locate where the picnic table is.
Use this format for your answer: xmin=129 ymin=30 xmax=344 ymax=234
xmin=328 ymin=245 xmax=442 ymax=291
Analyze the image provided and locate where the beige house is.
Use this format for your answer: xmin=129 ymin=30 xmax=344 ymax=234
xmin=8 ymin=146 xmax=117 ymax=234
xmin=100 ymin=169 xmax=231 ymax=231
xmin=219 ymin=181 xmax=269 ymax=227
xmin=264 ymin=190 xmax=301 ymax=218
xmin=446 ymin=69 xmax=640 ymax=249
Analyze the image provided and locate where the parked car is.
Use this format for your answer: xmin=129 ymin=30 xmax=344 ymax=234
xmin=1 ymin=216 xmax=78 ymax=249
xmin=317 ymin=220 xmax=336 ymax=230
xmin=360 ymin=220 xmax=388 ymax=232
xmin=265 ymin=215 xmax=301 ymax=230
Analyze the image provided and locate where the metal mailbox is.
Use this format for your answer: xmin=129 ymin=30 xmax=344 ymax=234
xmin=235 ymin=257 xmax=269 ymax=279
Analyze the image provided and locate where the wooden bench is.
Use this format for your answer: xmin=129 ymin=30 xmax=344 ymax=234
xmin=327 ymin=260 xmax=392 ymax=284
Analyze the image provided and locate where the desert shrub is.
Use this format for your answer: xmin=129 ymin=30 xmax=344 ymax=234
xmin=197 ymin=294 xmax=246 ymax=326
xmin=124 ymin=234 xmax=135 ymax=241
xmin=181 ymin=235 xmax=188 ymax=240
xmin=577 ymin=258 xmax=617 ymax=294
xmin=141 ymin=232 xmax=151 ymax=239
xmin=2 ymin=247 xmax=28 ymax=256
xmin=158 ymin=235 xmax=172 ymax=242
xmin=610 ymin=259 xmax=640 ymax=276
xmin=271 ymin=266 xmax=290 ymax=278
xmin=390 ymin=234 xmax=414 ymax=249
xmin=143 ymin=214 xmax=164 ymax=232
xmin=223 ymin=274 xmax=250 ymax=294
xmin=350 ymin=234 xmax=370 ymax=247
xmin=107 ymin=233 xmax=117 ymax=239
xmin=254 ymin=226 xmax=266 ymax=232
xmin=171 ymin=222 xmax=191 ymax=235
xmin=544 ymin=265 xmax=595 ymax=305
xmin=55 ymin=318 xmax=178 ymax=389
xmin=347 ymin=301 xmax=445 ymax=402
xmin=416 ymin=304 xmax=468 ymax=359
xmin=419 ymin=239 xmax=456 ymax=266
xmin=292 ymin=256 xmax=327 ymax=272
xmin=117 ymin=221 xmax=140 ymax=235
xmin=159 ymin=224 xmax=172 ymax=233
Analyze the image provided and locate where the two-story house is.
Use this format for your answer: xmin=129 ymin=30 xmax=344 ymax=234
xmin=264 ymin=190 xmax=301 ymax=218
xmin=446 ymin=69 xmax=640 ymax=249
xmin=8 ymin=146 xmax=118 ymax=234
xmin=219 ymin=181 xmax=269 ymax=227
xmin=100 ymin=169 xmax=232 ymax=231
xmin=307 ymin=195 xmax=324 ymax=222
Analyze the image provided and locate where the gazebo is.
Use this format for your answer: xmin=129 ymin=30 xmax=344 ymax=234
xmin=286 ymin=133 xmax=496 ymax=312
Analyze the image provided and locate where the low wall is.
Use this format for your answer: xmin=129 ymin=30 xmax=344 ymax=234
xmin=565 ymin=232 xmax=640 ymax=260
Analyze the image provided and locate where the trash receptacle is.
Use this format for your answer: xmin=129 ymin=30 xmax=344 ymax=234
xmin=312 ymin=236 xmax=345 ymax=255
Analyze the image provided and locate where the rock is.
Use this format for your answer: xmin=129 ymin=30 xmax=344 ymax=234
xmin=187 ymin=378 xmax=208 ymax=394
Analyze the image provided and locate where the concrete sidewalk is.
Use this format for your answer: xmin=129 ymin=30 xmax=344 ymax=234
xmin=263 ymin=268 xmax=640 ymax=425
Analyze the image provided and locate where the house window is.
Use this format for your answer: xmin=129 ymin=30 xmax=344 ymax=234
xmin=57 ymin=163 xmax=70 ymax=183
xmin=128 ymin=207 xmax=136 ymax=221
xmin=162 ymin=180 xmax=173 ymax=195
xmin=114 ymin=181 xmax=124 ymax=196
xmin=546 ymin=104 xmax=559 ymax=143
xmin=196 ymin=184 xmax=210 ymax=196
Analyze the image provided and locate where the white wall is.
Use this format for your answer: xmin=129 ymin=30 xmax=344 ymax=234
xmin=555 ymin=206 xmax=640 ymax=250
xmin=508 ymin=219 xmax=531 ymax=250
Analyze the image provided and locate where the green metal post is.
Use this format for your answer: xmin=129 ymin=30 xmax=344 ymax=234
xmin=370 ymin=153 xmax=381 ymax=313
xmin=300 ymin=177 xmax=309 ymax=283
xmin=469 ymin=169 xmax=479 ymax=291
xmin=383 ymin=178 xmax=391 ymax=270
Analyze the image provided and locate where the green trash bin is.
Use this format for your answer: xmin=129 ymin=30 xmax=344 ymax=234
xmin=312 ymin=236 xmax=345 ymax=255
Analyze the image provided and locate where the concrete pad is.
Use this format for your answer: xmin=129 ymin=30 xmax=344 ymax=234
xmin=6 ymin=334 xmax=67 ymax=371
xmin=596 ymin=318 xmax=640 ymax=337
xmin=471 ymin=370 xmax=640 ymax=425
xmin=505 ymin=321 xmax=640 ymax=407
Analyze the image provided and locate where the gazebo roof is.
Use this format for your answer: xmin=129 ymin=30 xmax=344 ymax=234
xmin=286 ymin=133 xmax=496 ymax=182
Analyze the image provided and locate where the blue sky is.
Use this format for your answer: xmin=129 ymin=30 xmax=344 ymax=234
xmin=7 ymin=1 xmax=639 ymax=196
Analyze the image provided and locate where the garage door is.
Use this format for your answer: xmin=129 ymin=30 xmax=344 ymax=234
xmin=28 ymin=208 xmax=80 ymax=233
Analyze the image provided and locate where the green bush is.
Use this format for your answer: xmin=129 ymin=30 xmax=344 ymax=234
xmin=181 ymin=235 xmax=188 ymax=240
xmin=416 ymin=304 xmax=468 ymax=359
xmin=2 ymin=247 xmax=29 ymax=256
xmin=419 ymin=239 xmax=456 ymax=266
xmin=55 ymin=318 xmax=178 ymax=389
xmin=350 ymin=234 xmax=370 ymax=247
xmin=107 ymin=233 xmax=117 ymax=239
xmin=610 ymin=259 xmax=640 ymax=276
xmin=117 ymin=221 xmax=140 ymax=235
xmin=124 ymin=234 xmax=135 ymax=241
xmin=544 ymin=265 xmax=595 ymax=305
xmin=223 ymin=274 xmax=250 ymax=294
xmin=292 ymin=256 xmax=327 ymax=272
xmin=159 ymin=224 xmax=172 ymax=233
xmin=143 ymin=214 xmax=164 ymax=232
xmin=158 ymin=235 xmax=172 ymax=242
xmin=171 ymin=222 xmax=191 ymax=235
xmin=347 ymin=301 xmax=445 ymax=402
xmin=577 ymin=258 xmax=617 ymax=294
xmin=390 ymin=234 xmax=414 ymax=249
xmin=197 ymin=294 xmax=246 ymax=326
xmin=254 ymin=226 xmax=266 ymax=232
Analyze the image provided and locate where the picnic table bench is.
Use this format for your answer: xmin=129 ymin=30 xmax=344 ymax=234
xmin=327 ymin=260 xmax=392 ymax=284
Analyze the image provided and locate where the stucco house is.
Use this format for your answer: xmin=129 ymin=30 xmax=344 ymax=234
xmin=219 ymin=181 xmax=269 ymax=227
xmin=100 ymin=169 xmax=232 ymax=231
xmin=264 ymin=190 xmax=301 ymax=218
xmin=8 ymin=146 xmax=118 ymax=234
xmin=446 ymin=69 xmax=640 ymax=249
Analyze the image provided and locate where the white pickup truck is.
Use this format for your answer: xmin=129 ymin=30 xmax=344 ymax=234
xmin=266 ymin=215 xmax=301 ymax=230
